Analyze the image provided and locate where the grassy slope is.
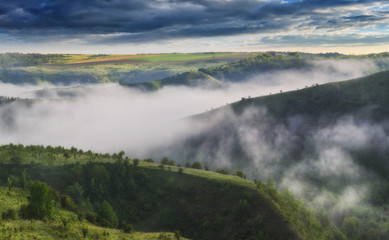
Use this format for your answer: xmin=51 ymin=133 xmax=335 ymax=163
xmin=0 ymin=186 xmax=185 ymax=240
xmin=0 ymin=145 xmax=344 ymax=240
xmin=194 ymin=69 xmax=389 ymax=121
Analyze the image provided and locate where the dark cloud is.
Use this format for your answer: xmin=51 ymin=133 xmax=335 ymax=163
xmin=0 ymin=0 xmax=387 ymax=44
xmin=260 ymin=34 xmax=389 ymax=46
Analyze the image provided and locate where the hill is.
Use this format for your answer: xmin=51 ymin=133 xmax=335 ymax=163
xmin=148 ymin=69 xmax=389 ymax=239
xmin=0 ymin=52 xmax=254 ymax=85
xmin=0 ymin=186 xmax=186 ymax=240
xmin=0 ymin=144 xmax=344 ymax=240
xmin=125 ymin=52 xmax=389 ymax=90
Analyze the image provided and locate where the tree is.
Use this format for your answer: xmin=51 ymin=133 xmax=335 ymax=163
xmin=133 ymin=159 xmax=140 ymax=166
xmin=234 ymin=170 xmax=246 ymax=179
xmin=342 ymin=216 xmax=361 ymax=239
xmin=98 ymin=200 xmax=118 ymax=228
xmin=191 ymin=161 xmax=202 ymax=170
xmin=63 ymin=152 xmax=70 ymax=160
xmin=7 ymin=176 xmax=12 ymax=191
xmin=22 ymin=182 xmax=54 ymax=219
xmin=66 ymin=182 xmax=84 ymax=204
xmin=70 ymin=147 xmax=78 ymax=159
xmin=118 ymin=151 xmax=125 ymax=160
xmin=20 ymin=169 xmax=27 ymax=190
xmin=216 ymin=168 xmax=229 ymax=175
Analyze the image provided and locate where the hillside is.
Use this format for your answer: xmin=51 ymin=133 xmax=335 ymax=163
xmin=0 ymin=186 xmax=186 ymax=240
xmin=0 ymin=53 xmax=254 ymax=85
xmin=125 ymin=52 xmax=389 ymax=90
xmin=146 ymin=69 xmax=389 ymax=239
xmin=229 ymin=69 xmax=389 ymax=121
xmin=0 ymin=144 xmax=344 ymax=240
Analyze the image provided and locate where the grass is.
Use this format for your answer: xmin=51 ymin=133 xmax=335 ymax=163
xmin=133 ymin=53 xmax=253 ymax=62
xmin=0 ymin=186 xmax=188 ymax=240
xmin=139 ymin=161 xmax=256 ymax=189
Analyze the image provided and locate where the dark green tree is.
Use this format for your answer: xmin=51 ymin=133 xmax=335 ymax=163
xmin=234 ymin=170 xmax=246 ymax=179
xmin=98 ymin=200 xmax=118 ymax=228
xmin=133 ymin=159 xmax=140 ymax=167
xmin=22 ymin=182 xmax=54 ymax=219
xmin=191 ymin=161 xmax=202 ymax=170
xmin=20 ymin=169 xmax=27 ymax=189
xmin=63 ymin=152 xmax=70 ymax=160
xmin=7 ymin=176 xmax=12 ymax=191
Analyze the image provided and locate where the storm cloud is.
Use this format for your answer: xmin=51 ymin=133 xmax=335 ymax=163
xmin=0 ymin=0 xmax=388 ymax=46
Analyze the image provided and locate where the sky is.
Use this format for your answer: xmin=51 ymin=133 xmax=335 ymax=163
xmin=0 ymin=0 xmax=388 ymax=54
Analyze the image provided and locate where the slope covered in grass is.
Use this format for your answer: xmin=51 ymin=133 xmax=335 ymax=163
xmin=229 ymin=69 xmax=389 ymax=120
xmin=0 ymin=186 xmax=185 ymax=240
xmin=0 ymin=144 xmax=344 ymax=240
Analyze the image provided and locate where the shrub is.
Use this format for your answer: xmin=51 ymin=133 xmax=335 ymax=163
xmin=121 ymin=221 xmax=135 ymax=233
xmin=216 ymin=168 xmax=229 ymax=175
xmin=2 ymin=209 xmax=18 ymax=220
xmin=60 ymin=195 xmax=77 ymax=212
xmin=82 ymin=226 xmax=89 ymax=238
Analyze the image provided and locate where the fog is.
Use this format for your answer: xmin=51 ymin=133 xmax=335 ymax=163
xmin=1 ymin=58 xmax=388 ymax=221
xmin=0 ymin=58 xmax=378 ymax=153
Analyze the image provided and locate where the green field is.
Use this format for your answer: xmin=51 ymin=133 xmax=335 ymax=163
xmin=0 ymin=52 xmax=255 ymax=85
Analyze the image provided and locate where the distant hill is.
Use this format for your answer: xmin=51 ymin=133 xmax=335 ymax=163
xmin=183 ymin=69 xmax=389 ymax=167
xmin=125 ymin=52 xmax=389 ymax=90
xmin=0 ymin=52 xmax=254 ymax=85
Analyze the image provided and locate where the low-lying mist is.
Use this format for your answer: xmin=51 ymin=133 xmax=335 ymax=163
xmin=0 ymin=58 xmax=381 ymax=153
xmin=1 ymin=58 xmax=388 ymax=223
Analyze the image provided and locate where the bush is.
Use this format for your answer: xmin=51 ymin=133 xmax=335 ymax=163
xmin=121 ymin=221 xmax=135 ymax=233
xmin=2 ymin=209 xmax=18 ymax=220
xmin=216 ymin=168 xmax=229 ymax=175
xmin=143 ymin=158 xmax=154 ymax=163
xmin=85 ymin=211 xmax=97 ymax=224
xmin=60 ymin=195 xmax=77 ymax=212
xmin=82 ymin=226 xmax=89 ymax=238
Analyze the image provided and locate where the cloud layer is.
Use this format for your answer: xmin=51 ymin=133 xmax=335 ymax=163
xmin=0 ymin=0 xmax=388 ymax=51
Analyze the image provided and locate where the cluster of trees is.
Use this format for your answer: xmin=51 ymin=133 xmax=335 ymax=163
xmin=0 ymin=144 xmax=128 ymax=166
xmin=0 ymin=156 xmax=295 ymax=240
